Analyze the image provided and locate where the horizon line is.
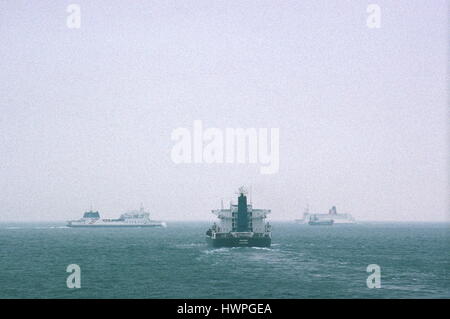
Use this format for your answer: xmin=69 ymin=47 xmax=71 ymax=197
xmin=0 ymin=219 xmax=449 ymax=223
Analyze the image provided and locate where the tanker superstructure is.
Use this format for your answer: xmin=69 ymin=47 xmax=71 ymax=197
xmin=67 ymin=205 xmax=166 ymax=228
xmin=206 ymin=187 xmax=272 ymax=247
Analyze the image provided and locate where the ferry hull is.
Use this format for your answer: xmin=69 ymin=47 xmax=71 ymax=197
xmin=206 ymin=236 xmax=271 ymax=248
xmin=308 ymin=221 xmax=333 ymax=226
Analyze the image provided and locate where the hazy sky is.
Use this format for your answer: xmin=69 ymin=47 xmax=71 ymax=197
xmin=0 ymin=1 xmax=448 ymax=222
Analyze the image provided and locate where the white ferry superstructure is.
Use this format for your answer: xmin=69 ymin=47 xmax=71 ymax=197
xmin=67 ymin=205 xmax=166 ymax=228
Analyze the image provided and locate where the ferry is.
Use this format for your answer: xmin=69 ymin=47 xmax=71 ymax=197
xmin=67 ymin=205 xmax=166 ymax=228
xmin=296 ymin=205 xmax=355 ymax=225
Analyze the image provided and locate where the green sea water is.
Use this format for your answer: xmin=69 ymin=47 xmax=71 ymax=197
xmin=0 ymin=222 xmax=448 ymax=298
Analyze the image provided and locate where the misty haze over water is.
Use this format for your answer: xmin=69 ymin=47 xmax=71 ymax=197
xmin=0 ymin=1 xmax=448 ymax=223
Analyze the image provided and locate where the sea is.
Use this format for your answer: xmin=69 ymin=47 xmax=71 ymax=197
xmin=0 ymin=222 xmax=448 ymax=299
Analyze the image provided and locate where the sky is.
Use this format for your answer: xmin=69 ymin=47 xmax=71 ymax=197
xmin=0 ymin=1 xmax=448 ymax=222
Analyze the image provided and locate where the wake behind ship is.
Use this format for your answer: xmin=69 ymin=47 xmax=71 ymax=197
xmin=206 ymin=187 xmax=272 ymax=248
xmin=67 ymin=205 xmax=166 ymax=228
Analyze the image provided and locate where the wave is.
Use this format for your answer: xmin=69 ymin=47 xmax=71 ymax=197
xmin=202 ymin=247 xmax=236 ymax=254
xmin=33 ymin=226 xmax=70 ymax=229
xmin=175 ymin=243 xmax=205 ymax=249
xmin=249 ymin=247 xmax=272 ymax=251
